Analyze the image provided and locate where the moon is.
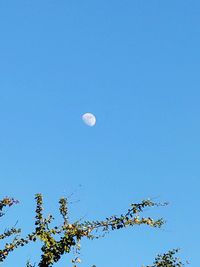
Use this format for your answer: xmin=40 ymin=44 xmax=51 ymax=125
xmin=82 ymin=113 xmax=96 ymax=127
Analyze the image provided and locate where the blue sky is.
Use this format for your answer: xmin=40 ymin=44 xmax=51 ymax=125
xmin=0 ymin=1 xmax=200 ymax=266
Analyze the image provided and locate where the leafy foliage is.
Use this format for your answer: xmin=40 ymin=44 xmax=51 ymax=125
xmin=0 ymin=197 xmax=29 ymax=262
xmin=143 ymin=249 xmax=185 ymax=267
xmin=0 ymin=194 xmax=185 ymax=267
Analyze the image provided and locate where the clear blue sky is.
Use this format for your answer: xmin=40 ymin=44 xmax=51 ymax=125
xmin=0 ymin=1 xmax=199 ymax=266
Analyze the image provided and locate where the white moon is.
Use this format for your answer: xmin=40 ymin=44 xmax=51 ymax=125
xmin=82 ymin=113 xmax=96 ymax=127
